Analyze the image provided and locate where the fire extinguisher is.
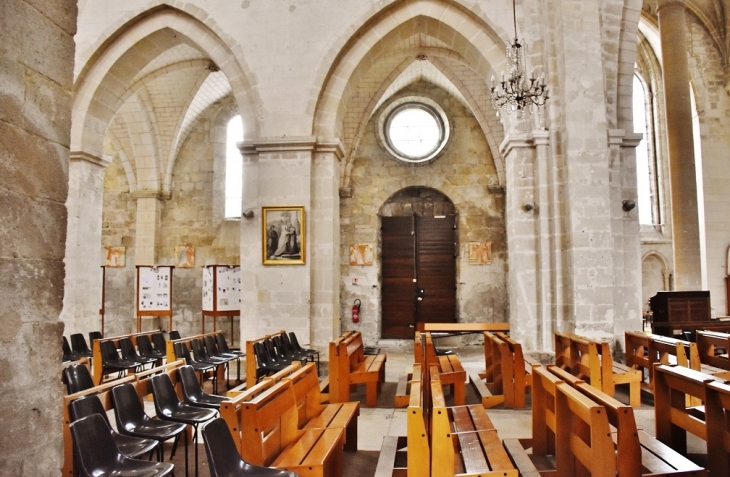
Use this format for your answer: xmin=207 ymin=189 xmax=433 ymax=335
xmin=352 ymin=299 xmax=361 ymax=323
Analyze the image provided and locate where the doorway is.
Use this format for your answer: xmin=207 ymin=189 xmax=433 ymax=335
xmin=380 ymin=189 xmax=457 ymax=339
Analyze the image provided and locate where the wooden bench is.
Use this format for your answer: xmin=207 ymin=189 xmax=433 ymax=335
xmin=416 ymin=331 xmax=465 ymax=406
xmin=696 ymin=329 xmax=730 ymax=370
xmin=705 ymin=379 xmax=730 ymax=476
xmin=472 ymin=331 xmax=538 ymax=409
xmin=430 ymin=365 xmax=518 ymax=477
xmin=220 ymin=377 xmax=344 ymax=477
xmin=62 ymin=360 xmax=185 ymax=476
xmin=653 ymin=364 xmax=714 ymax=456
xmin=328 ymin=331 xmax=386 ymax=407
xmin=504 ymin=364 xmax=617 ymax=477
xmin=555 ymin=331 xmax=641 ymax=407
xmin=375 ymin=363 xmax=429 ymax=477
xmin=549 ymin=365 xmax=706 ymax=477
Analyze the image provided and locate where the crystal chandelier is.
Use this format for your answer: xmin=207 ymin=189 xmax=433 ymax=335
xmin=490 ymin=0 xmax=548 ymax=116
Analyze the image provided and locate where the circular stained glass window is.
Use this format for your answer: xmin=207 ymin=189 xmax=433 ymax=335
xmin=379 ymin=98 xmax=449 ymax=164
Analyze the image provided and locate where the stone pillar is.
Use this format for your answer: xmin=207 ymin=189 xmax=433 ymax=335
xmin=556 ymin=0 xmax=615 ymax=340
xmin=311 ymin=140 xmax=343 ymax=349
xmin=503 ymin=134 xmax=540 ymax=351
xmin=133 ymin=193 xmax=164 ymax=265
xmin=609 ymin=130 xmax=644 ymax=348
xmin=61 ymin=152 xmax=109 ymax=333
xmin=238 ymin=137 xmax=314 ymax=347
xmin=657 ymin=0 xmax=702 ymax=289
xmin=533 ymin=130 xmax=555 ymax=352
xmin=0 ymin=0 xmax=76 ymax=473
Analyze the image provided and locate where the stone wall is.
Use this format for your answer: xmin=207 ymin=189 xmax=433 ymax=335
xmin=340 ymin=82 xmax=506 ymax=344
xmin=101 ymin=100 xmax=241 ymax=338
xmin=0 ymin=0 xmax=77 ymax=473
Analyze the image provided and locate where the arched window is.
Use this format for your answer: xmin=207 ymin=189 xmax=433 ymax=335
xmin=633 ymin=74 xmax=658 ymax=225
xmin=225 ymin=115 xmax=243 ymax=218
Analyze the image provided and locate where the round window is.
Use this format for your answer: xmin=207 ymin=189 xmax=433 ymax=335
xmin=379 ymin=97 xmax=449 ymax=164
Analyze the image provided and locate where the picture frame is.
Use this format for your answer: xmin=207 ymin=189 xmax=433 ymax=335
xmin=262 ymin=206 xmax=305 ymax=265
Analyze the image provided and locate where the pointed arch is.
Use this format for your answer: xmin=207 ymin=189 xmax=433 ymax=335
xmin=71 ymin=6 xmax=261 ymax=164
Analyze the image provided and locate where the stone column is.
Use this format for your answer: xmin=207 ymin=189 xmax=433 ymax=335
xmin=657 ymin=0 xmax=702 ymax=289
xmin=609 ymin=130 xmax=644 ymax=347
xmin=0 ymin=0 xmax=76 ymax=473
xmin=238 ymin=137 xmax=314 ymax=347
xmin=503 ymin=134 xmax=540 ymax=351
xmin=555 ymin=0 xmax=615 ymax=341
xmin=533 ymin=130 xmax=555 ymax=352
xmin=61 ymin=152 xmax=109 ymax=333
xmin=311 ymin=140 xmax=343 ymax=349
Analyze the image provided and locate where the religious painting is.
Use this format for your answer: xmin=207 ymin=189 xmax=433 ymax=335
xmin=175 ymin=245 xmax=195 ymax=268
xmin=105 ymin=246 xmax=126 ymax=267
xmin=349 ymin=243 xmax=374 ymax=266
xmin=468 ymin=242 xmax=492 ymax=265
xmin=262 ymin=206 xmax=305 ymax=265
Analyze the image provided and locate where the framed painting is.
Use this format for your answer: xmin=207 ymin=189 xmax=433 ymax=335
xmin=263 ymin=206 xmax=305 ymax=265
xmin=175 ymin=245 xmax=195 ymax=268
xmin=468 ymin=242 xmax=492 ymax=265
xmin=105 ymin=246 xmax=126 ymax=267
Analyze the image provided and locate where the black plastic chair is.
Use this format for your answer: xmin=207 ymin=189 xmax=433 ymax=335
xmin=191 ymin=338 xmax=227 ymax=392
xmin=174 ymin=341 xmax=217 ymax=390
xmin=63 ymin=363 xmax=95 ymax=394
xmin=69 ymin=394 xmax=158 ymax=460
xmin=272 ymin=334 xmax=302 ymax=362
xmin=264 ymin=338 xmax=293 ymax=366
xmin=216 ymin=333 xmax=245 ymax=382
xmin=203 ymin=417 xmax=299 ymax=477
xmin=88 ymin=330 xmax=103 ymax=345
xmin=120 ymin=337 xmax=158 ymax=371
xmin=287 ymin=332 xmax=319 ymax=374
xmin=169 ymin=330 xmax=181 ymax=341
xmin=70 ymin=414 xmax=175 ymax=477
xmin=138 ymin=334 xmax=165 ymax=366
xmin=152 ymin=332 xmax=168 ymax=355
xmin=110 ymin=382 xmax=186 ymax=462
xmin=70 ymin=333 xmax=94 ymax=359
xmin=63 ymin=336 xmax=82 ymax=362
xmin=178 ymin=365 xmax=226 ymax=410
xmin=150 ymin=373 xmax=217 ymax=477
xmin=253 ymin=341 xmax=288 ymax=379
xmin=100 ymin=340 xmax=141 ymax=379
xmin=204 ymin=335 xmax=236 ymax=384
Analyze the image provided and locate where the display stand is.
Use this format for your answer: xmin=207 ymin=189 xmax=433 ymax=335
xmin=202 ymin=265 xmax=241 ymax=346
xmin=99 ymin=266 xmax=106 ymax=336
xmin=136 ymin=265 xmax=174 ymax=332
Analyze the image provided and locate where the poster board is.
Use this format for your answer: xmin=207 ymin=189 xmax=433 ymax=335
xmin=136 ymin=265 xmax=174 ymax=332
xmin=201 ymin=265 xmax=241 ymax=343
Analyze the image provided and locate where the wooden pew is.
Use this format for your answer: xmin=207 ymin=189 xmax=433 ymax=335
xmin=549 ymin=365 xmax=706 ymax=477
xmin=418 ymin=331 xmax=465 ymax=406
xmin=653 ymin=364 xmax=714 ymax=456
xmin=430 ymin=365 xmax=518 ymax=477
xmin=696 ymin=329 xmax=730 ymax=370
xmin=375 ymin=363 xmax=429 ymax=477
xmin=220 ymin=378 xmax=344 ymax=477
xmin=705 ymin=380 xmax=730 ymax=476
xmin=470 ymin=331 xmax=507 ymax=408
xmin=555 ymin=331 xmax=641 ymax=407
xmin=91 ymin=329 xmax=161 ymax=385
xmin=329 ymin=331 xmax=386 ymax=407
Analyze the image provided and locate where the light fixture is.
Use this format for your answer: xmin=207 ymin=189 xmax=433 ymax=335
xmin=490 ymin=0 xmax=548 ymax=116
xmin=622 ymin=200 xmax=636 ymax=212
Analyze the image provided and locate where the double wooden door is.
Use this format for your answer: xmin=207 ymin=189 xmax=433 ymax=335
xmin=381 ymin=215 xmax=456 ymax=339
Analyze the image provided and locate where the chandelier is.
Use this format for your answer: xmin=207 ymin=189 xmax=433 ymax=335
xmin=490 ymin=0 xmax=548 ymax=116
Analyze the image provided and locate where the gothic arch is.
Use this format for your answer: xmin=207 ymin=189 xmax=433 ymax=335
xmin=71 ymin=6 xmax=262 ymax=163
xmin=312 ymin=2 xmax=511 ymax=195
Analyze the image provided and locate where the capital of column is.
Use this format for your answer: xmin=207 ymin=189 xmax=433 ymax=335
xmin=499 ymin=133 xmax=535 ymax=156
xmin=131 ymin=190 xmax=169 ymax=200
xmin=238 ymin=136 xmax=317 ymax=155
xmin=657 ymin=0 xmax=686 ymax=11
xmin=70 ymin=150 xmax=111 ymax=168
xmin=314 ymin=138 xmax=345 ymax=161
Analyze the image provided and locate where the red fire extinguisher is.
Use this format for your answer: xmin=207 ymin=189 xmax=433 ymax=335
xmin=352 ymin=299 xmax=361 ymax=323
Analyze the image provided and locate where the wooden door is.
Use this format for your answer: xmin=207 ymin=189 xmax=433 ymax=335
xmin=381 ymin=215 xmax=456 ymax=339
